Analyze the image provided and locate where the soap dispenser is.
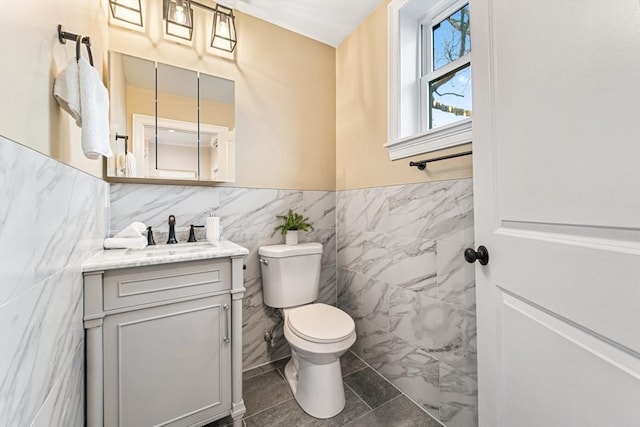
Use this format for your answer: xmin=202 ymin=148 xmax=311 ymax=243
xmin=206 ymin=210 xmax=220 ymax=242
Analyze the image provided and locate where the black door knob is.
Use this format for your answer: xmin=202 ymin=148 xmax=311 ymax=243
xmin=464 ymin=246 xmax=489 ymax=265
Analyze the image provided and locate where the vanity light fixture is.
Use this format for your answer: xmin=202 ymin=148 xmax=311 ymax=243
xmin=162 ymin=0 xmax=237 ymax=52
xmin=109 ymin=0 xmax=144 ymax=27
xmin=164 ymin=0 xmax=194 ymax=41
xmin=210 ymin=4 xmax=237 ymax=52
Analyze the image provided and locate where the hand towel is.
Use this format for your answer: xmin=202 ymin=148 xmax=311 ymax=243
xmin=116 ymin=153 xmax=125 ymax=176
xmin=124 ymin=152 xmax=137 ymax=177
xmin=53 ymin=58 xmax=82 ymax=127
xmin=103 ymin=236 xmax=147 ymax=250
xmin=114 ymin=222 xmax=147 ymax=238
xmin=78 ymin=57 xmax=113 ymax=159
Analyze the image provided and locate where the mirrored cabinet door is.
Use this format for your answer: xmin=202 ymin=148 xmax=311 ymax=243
xmin=199 ymin=73 xmax=235 ymax=182
xmin=108 ymin=52 xmax=155 ymax=179
xmin=155 ymin=63 xmax=199 ymax=180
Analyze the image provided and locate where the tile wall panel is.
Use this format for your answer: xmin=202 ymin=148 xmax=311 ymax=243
xmin=110 ymin=184 xmax=337 ymax=369
xmin=0 ymin=136 xmax=107 ymax=426
xmin=337 ymin=179 xmax=477 ymax=427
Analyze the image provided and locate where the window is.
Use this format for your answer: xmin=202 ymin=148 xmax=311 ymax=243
xmin=422 ymin=4 xmax=471 ymax=130
xmin=386 ymin=0 xmax=472 ymax=160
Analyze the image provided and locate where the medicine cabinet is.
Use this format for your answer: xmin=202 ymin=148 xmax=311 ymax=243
xmin=107 ymin=51 xmax=236 ymax=183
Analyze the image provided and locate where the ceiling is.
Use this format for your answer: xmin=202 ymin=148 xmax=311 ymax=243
xmin=216 ymin=0 xmax=384 ymax=47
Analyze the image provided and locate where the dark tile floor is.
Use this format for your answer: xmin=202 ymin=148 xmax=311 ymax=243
xmin=209 ymin=351 xmax=442 ymax=427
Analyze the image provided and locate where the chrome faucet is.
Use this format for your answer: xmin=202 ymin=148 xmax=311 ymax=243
xmin=167 ymin=215 xmax=178 ymax=244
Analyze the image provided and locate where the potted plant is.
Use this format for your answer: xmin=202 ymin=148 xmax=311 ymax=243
xmin=274 ymin=209 xmax=314 ymax=245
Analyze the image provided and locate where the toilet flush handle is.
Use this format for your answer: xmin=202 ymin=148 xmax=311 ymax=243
xmin=259 ymin=258 xmax=269 ymax=265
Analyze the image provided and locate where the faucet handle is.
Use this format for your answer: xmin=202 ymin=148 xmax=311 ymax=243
xmin=146 ymin=226 xmax=156 ymax=246
xmin=188 ymin=225 xmax=205 ymax=242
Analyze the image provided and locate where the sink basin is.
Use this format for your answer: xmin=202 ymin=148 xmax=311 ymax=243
xmin=140 ymin=241 xmax=217 ymax=256
xmin=83 ymin=239 xmax=248 ymax=272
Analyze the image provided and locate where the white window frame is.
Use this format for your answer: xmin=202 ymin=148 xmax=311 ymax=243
xmin=386 ymin=0 xmax=472 ymax=160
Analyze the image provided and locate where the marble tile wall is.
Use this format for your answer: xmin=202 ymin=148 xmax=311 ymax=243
xmin=0 ymin=135 xmax=108 ymax=426
xmin=110 ymin=184 xmax=337 ymax=369
xmin=337 ymin=179 xmax=478 ymax=427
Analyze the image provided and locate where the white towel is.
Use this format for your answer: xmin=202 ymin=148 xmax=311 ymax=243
xmin=53 ymin=58 xmax=82 ymax=127
xmin=78 ymin=57 xmax=113 ymax=159
xmin=124 ymin=152 xmax=137 ymax=177
xmin=114 ymin=222 xmax=147 ymax=238
xmin=103 ymin=236 xmax=147 ymax=250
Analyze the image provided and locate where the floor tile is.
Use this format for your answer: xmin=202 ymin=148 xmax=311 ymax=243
xmin=345 ymin=395 xmax=442 ymax=427
xmin=324 ymin=388 xmax=372 ymax=425
xmin=340 ymin=351 xmax=367 ymax=377
xmin=244 ymin=357 xmax=289 ymax=380
xmin=343 ymin=367 xmax=401 ymax=409
xmin=244 ymin=388 xmax=369 ymax=427
xmin=243 ymin=370 xmax=294 ymax=416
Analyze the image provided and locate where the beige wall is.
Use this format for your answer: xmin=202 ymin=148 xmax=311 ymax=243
xmin=335 ymin=0 xmax=472 ymax=190
xmin=109 ymin=3 xmax=336 ymax=190
xmin=0 ymin=0 xmax=470 ymax=190
xmin=0 ymin=0 xmax=108 ymax=178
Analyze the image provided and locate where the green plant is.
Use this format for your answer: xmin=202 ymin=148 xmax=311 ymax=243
xmin=274 ymin=209 xmax=314 ymax=236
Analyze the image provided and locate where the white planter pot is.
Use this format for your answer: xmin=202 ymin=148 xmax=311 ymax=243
xmin=285 ymin=230 xmax=299 ymax=245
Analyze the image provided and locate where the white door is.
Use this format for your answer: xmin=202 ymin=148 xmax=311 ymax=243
xmin=471 ymin=1 xmax=640 ymax=426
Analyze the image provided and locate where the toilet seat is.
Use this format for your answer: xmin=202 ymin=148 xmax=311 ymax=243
xmin=287 ymin=303 xmax=355 ymax=344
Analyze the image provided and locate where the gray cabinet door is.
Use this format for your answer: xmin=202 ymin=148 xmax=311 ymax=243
xmin=103 ymin=295 xmax=231 ymax=427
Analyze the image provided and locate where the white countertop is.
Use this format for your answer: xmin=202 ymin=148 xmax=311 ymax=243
xmin=82 ymin=240 xmax=249 ymax=272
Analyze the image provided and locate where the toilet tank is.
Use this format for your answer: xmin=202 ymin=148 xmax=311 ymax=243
xmin=259 ymin=242 xmax=323 ymax=308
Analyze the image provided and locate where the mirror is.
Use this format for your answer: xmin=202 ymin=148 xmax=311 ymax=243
xmin=107 ymin=51 xmax=236 ymax=182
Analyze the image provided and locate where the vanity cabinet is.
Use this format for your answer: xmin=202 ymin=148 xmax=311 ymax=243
xmin=82 ymin=244 xmax=247 ymax=427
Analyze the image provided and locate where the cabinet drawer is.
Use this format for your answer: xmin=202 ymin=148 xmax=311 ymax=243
xmin=103 ymin=258 xmax=230 ymax=311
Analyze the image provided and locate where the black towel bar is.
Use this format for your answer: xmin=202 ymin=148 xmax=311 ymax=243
xmin=115 ymin=133 xmax=129 ymax=155
xmin=409 ymin=150 xmax=472 ymax=170
xmin=57 ymin=24 xmax=93 ymax=66
xmin=57 ymin=24 xmax=90 ymax=47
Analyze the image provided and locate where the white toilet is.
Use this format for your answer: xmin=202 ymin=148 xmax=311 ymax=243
xmin=259 ymin=242 xmax=356 ymax=419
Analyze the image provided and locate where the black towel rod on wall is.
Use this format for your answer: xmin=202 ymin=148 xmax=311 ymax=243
xmin=57 ymin=24 xmax=94 ymax=66
xmin=115 ymin=133 xmax=129 ymax=155
xmin=57 ymin=24 xmax=91 ymax=47
xmin=409 ymin=150 xmax=472 ymax=170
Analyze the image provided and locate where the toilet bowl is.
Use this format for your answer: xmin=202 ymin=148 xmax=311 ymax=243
xmin=281 ymin=303 xmax=356 ymax=419
xmin=258 ymin=242 xmax=356 ymax=419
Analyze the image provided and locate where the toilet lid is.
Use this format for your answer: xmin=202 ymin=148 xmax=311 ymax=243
xmin=287 ymin=303 xmax=355 ymax=344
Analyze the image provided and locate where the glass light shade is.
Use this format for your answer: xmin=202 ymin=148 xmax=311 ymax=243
xmin=164 ymin=0 xmax=194 ymax=41
xmin=109 ymin=0 xmax=143 ymax=27
xmin=211 ymin=5 xmax=237 ymax=52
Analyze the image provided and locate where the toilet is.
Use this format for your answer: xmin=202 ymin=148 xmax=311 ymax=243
xmin=259 ymin=242 xmax=356 ymax=419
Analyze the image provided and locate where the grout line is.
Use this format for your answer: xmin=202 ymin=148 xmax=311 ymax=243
xmin=243 ymin=396 xmax=295 ymax=421
xmin=243 ymin=368 xmax=295 ymax=419
xmin=242 ymin=355 xmax=290 ymax=379
xmin=341 ymin=394 xmax=392 ymax=427
xmin=343 ymin=364 xmax=368 ymax=377
xmin=343 ymin=381 xmax=372 ymax=411
xmin=343 ymin=394 xmax=444 ymax=427
xmin=342 ymin=350 xmax=445 ymax=424
xmin=274 ymin=364 xmax=288 ymax=382
xmin=395 ymin=393 xmax=445 ymax=426
xmin=344 ymin=352 xmax=403 ymax=395
xmin=344 ymin=355 xmax=446 ymax=427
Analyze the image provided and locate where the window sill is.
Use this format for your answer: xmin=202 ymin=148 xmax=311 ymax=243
xmin=385 ymin=119 xmax=472 ymax=160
